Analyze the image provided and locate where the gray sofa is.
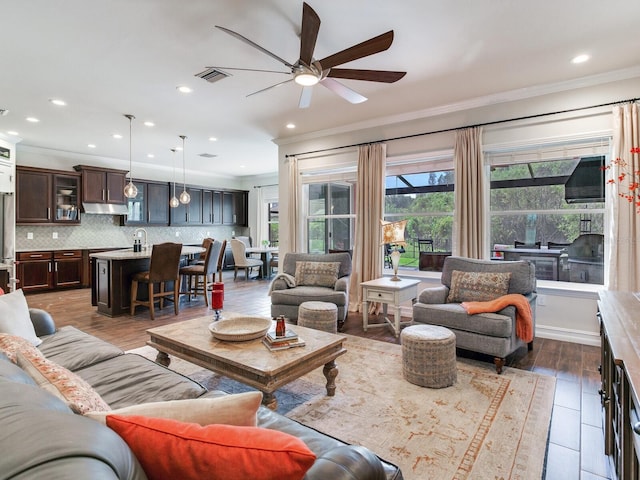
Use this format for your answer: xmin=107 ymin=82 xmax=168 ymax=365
xmin=270 ymin=252 xmax=352 ymax=324
xmin=0 ymin=309 xmax=402 ymax=480
xmin=412 ymin=256 xmax=537 ymax=373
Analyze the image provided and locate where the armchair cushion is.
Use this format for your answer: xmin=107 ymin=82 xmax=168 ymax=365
xmin=446 ymin=270 xmax=511 ymax=303
xmin=295 ymin=261 xmax=341 ymax=288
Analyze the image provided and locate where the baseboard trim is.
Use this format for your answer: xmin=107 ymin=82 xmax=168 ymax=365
xmin=535 ymin=324 xmax=600 ymax=347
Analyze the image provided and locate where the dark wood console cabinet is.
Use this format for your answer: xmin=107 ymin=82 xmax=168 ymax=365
xmin=599 ymin=291 xmax=640 ymax=479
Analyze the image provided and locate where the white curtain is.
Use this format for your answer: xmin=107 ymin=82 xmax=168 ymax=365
xmin=453 ymin=127 xmax=485 ymax=258
xmin=287 ymin=156 xmax=300 ymax=251
xmin=607 ymin=103 xmax=640 ymax=291
xmin=349 ymin=143 xmax=386 ymax=313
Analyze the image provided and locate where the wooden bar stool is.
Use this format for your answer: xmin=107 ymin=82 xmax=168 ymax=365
xmin=180 ymin=239 xmax=222 ymax=307
xmin=130 ymin=242 xmax=183 ymax=320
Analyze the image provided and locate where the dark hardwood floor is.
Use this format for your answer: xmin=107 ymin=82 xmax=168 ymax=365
xmin=24 ymin=270 xmax=609 ymax=480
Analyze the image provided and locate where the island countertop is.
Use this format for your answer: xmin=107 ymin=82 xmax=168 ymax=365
xmin=90 ymin=245 xmax=204 ymax=260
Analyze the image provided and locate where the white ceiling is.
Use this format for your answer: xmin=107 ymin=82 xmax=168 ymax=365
xmin=1 ymin=0 xmax=639 ymax=178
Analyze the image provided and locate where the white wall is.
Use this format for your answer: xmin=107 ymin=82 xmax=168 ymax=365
xmin=273 ymin=75 xmax=640 ymax=346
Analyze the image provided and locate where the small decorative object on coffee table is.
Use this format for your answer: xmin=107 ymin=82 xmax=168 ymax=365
xmin=208 ymin=316 xmax=272 ymax=342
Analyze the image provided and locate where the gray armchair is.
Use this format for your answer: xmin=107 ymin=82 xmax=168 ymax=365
xmin=270 ymin=252 xmax=352 ymax=326
xmin=412 ymin=256 xmax=537 ymax=373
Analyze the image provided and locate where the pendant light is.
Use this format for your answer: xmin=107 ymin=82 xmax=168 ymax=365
xmin=123 ymin=114 xmax=138 ymax=198
xmin=178 ymin=135 xmax=190 ymax=204
xmin=169 ymin=148 xmax=180 ymax=208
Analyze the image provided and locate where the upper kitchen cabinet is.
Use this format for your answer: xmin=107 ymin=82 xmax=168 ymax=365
xmin=74 ymin=165 xmax=127 ymax=206
xmin=170 ymin=187 xmax=203 ymax=225
xmin=16 ymin=166 xmax=81 ymax=224
xmin=222 ymin=190 xmax=248 ymax=226
xmin=122 ymin=180 xmax=170 ymax=225
xmin=202 ymin=190 xmax=223 ymax=225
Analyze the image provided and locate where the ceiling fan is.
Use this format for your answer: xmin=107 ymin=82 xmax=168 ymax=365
xmin=206 ymin=2 xmax=406 ymax=108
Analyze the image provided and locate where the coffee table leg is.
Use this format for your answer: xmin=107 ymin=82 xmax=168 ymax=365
xmin=155 ymin=351 xmax=171 ymax=367
xmin=323 ymin=360 xmax=339 ymax=396
xmin=262 ymin=391 xmax=278 ymax=411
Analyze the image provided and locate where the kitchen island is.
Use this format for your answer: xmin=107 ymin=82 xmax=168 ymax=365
xmin=90 ymin=246 xmax=204 ymax=317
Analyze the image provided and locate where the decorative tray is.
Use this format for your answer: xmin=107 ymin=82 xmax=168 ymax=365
xmin=208 ymin=317 xmax=272 ymax=342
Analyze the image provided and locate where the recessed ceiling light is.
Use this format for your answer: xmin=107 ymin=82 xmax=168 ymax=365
xmin=147 ymin=154 xmax=155 ymax=158
xmin=144 ymin=121 xmax=155 ymax=127
xmin=177 ymin=85 xmax=193 ymax=94
xmin=175 ymin=146 xmax=183 ymax=151
xmin=209 ymin=137 xmax=218 ymax=142
xmin=7 ymin=131 xmax=19 ymax=136
xmin=571 ymin=54 xmax=590 ymax=64
xmin=88 ymin=144 xmax=97 ymax=149
xmin=112 ymin=133 xmax=123 ymax=139
xmin=25 ymin=117 xmax=40 ymax=123
xmin=240 ymin=165 xmax=246 ymax=169
xmin=49 ymin=98 xmax=66 ymax=106
xmin=286 ymin=123 xmax=296 ymax=129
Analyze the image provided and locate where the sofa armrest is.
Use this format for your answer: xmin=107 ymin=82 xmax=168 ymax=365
xmin=335 ymin=276 xmax=350 ymax=293
xmin=304 ymin=445 xmax=386 ymax=480
xmin=417 ymin=286 xmax=449 ymax=304
xmin=29 ymin=308 xmax=56 ymax=337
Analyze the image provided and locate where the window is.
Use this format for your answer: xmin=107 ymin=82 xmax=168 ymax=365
xmin=385 ymin=156 xmax=454 ymax=269
xmin=268 ymin=202 xmax=279 ymax=246
xmin=305 ymin=182 xmax=355 ymax=254
xmin=487 ymin=138 xmax=608 ymax=284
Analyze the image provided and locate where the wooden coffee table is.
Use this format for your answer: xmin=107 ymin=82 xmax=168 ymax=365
xmin=146 ymin=313 xmax=347 ymax=410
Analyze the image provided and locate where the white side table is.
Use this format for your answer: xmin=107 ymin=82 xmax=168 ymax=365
xmin=361 ymin=277 xmax=421 ymax=338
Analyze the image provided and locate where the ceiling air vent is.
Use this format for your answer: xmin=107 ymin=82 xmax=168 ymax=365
xmin=195 ymin=68 xmax=231 ymax=84
xmin=198 ymin=153 xmax=217 ymax=158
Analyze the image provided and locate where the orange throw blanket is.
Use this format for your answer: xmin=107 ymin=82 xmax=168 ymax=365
xmin=461 ymin=293 xmax=534 ymax=343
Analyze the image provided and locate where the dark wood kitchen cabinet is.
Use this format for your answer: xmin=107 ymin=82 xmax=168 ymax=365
xmin=202 ymin=190 xmax=223 ymax=225
xmin=74 ymin=165 xmax=127 ymax=205
xmin=222 ymin=191 xmax=248 ymax=226
xmin=16 ymin=167 xmax=81 ymax=224
xmin=16 ymin=250 xmax=83 ymax=292
xmin=170 ymin=187 xmax=203 ymax=225
xmin=122 ymin=181 xmax=170 ymax=225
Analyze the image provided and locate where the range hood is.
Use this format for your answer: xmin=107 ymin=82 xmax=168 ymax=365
xmin=564 ymin=155 xmax=605 ymax=204
xmin=82 ymin=202 xmax=129 ymax=215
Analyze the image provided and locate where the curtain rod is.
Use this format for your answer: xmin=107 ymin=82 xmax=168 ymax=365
xmin=285 ymin=97 xmax=639 ymax=159
xmin=253 ymin=183 xmax=278 ymax=188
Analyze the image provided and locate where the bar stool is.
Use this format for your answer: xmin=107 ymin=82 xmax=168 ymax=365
xmin=180 ymin=240 xmax=222 ymax=307
xmin=130 ymin=242 xmax=183 ymax=320
xmin=216 ymin=239 xmax=227 ymax=282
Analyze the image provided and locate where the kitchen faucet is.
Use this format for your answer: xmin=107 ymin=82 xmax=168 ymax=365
xmin=133 ymin=228 xmax=149 ymax=251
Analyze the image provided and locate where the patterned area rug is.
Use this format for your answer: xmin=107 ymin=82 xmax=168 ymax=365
xmin=130 ymin=334 xmax=555 ymax=480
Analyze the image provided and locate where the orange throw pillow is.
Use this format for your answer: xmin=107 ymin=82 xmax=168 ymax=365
xmin=106 ymin=414 xmax=316 ymax=480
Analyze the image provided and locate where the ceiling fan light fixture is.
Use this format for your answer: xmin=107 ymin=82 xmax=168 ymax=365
xmin=294 ymin=71 xmax=319 ymax=86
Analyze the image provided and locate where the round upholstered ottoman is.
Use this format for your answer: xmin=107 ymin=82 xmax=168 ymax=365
xmin=401 ymin=325 xmax=457 ymax=388
xmin=298 ymin=301 xmax=338 ymax=334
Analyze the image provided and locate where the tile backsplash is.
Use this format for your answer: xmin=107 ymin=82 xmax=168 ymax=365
xmin=16 ymin=214 xmax=244 ymax=251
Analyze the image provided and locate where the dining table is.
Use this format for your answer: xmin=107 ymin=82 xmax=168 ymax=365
xmin=245 ymin=246 xmax=279 ymax=279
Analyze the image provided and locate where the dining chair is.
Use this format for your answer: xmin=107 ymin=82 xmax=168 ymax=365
xmin=230 ymin=238 xmax=263 ymax=281
xmin=190 ymin=237 xmax=214 ymax=265
xmin=130 ymin=242 xmax=183 ymax=320
xmin=179 ymin=239 xmax=222 ymax=307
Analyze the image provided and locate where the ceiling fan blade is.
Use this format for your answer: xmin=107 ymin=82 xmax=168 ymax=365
xmin=320 ymin=77 xmax=367 ymax=104
xmin=318 ymin=31 xmax=394 ymax=70
xmin=299 ymin=86 xmax=313 ymax=109
xmin=299 ymin=2 xmax=320 ymax=66
xmin=215 ymin=25 xmax=294 ymax=69
xmin=205 ymin=66 xmax=290 ymax=75
xmin=327 ymin=68 xmax=406 ymax=83
xmin=246 ymin=78 xmax=294 ymax=97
